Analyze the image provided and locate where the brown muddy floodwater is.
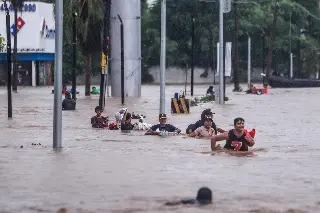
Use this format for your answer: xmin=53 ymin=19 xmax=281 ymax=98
xmin=0 ymin=85 xmax=320 ymax=213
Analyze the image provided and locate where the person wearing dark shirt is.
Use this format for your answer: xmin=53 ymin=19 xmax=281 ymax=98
xmin=91 ymin=106 xmax=108 ymax=128
xmin=62 ymin=92 xmax=76 ymax=110
xmin=186 ymin=109 xmax=225 ymax=134
xmin=121 ymin=110 xmax=134 ymax=131
xmin=164 ymin=187 xmax=212 ymax=206
xmin=206 ymin=86 xmax=214 ymax=95
xmin=210 ymin=117 xmax=255 ymax=151
xmin=145 ymin=113 xmax=181 ymax=135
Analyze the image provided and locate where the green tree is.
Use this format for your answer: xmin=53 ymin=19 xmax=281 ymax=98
xmin=64 ymin=0 xmax=104 ymax=96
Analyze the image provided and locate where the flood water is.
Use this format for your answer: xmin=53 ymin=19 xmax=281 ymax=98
xmin=0 ymin=84 xmax=320 ymax=213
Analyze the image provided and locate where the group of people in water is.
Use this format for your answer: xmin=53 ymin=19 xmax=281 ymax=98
xmin=90 ymin=106 xmax=256 ymax=152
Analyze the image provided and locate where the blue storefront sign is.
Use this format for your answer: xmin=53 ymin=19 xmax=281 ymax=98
xmin=0 ymin=3 xmax=36 ymax=12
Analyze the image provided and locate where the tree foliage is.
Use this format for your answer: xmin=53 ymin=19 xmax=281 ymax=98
xmin=39 ymin=0 xmax=320 ymax=84
xmin=142 ymin=0 xmax=320 ymax=80
xmin=0 ymin=35 xmax=5 ymax=52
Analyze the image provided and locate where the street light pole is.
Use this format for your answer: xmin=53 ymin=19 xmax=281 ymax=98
xmin=289 ymin=12 xmax=293 ymax=78
xmin=3 ymin=0 xmax=12 ymax=118
xmin=218 ymin=0 xmax=224 ymax=104
xmin=53 ymin=0 xmax=63 ymax=149
xmin=117 ymin=14 xmax=125 ymax=105
xmin=72 ymin=12 xmax=77 ymax=100
xmin=160 ymin=0 xmax=166 ymax=113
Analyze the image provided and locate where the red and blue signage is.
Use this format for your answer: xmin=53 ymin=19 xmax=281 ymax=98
xmin=10 ymin=16 xmax=25 ymax=36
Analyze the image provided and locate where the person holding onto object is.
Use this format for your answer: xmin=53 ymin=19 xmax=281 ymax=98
xmin=210 ymin=117 xmax=255 ymax=151
xmin=145 ymin=113 xmax=181 ymax=135
xmin=121 ymin=109 xmax=134 ymax=131
xmin=189 ymin=116 xmax=216 ymax=138
xmin=186 ymin=109 xmax=225 ymax=134
xmin=91 ymin=106 xmax=108 ymax=128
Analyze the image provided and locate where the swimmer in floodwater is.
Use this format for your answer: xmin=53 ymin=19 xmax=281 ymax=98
xmin=164 ymin=187 xmax=212 ymax=206
xmin=91 ymin=106 xmax=108 ymax=128
xmin=211 ymin=117 xmax=255 ymax=151
xmin=90 ymin=86 xmax=100 ymax=94
xmin=189 ymin=116 xmax=216 ymax=138
xmin=62 ymin=92 xmax=76 ymax=110
xmin=145 ymin=113 xmax=181 ymax=135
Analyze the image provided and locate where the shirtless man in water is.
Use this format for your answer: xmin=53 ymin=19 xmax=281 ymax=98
xmin=210 ymin=117 xmax=255 ymax=151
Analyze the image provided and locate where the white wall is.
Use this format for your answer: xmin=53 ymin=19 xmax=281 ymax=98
xmin=0 ymin=1 xmax=55 ymax=53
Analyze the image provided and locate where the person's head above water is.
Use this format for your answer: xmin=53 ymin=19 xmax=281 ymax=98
xmin=95 ymin=106 xmax=103 ymax=116
xmin=201 ymin=109 xmax=214 ymax=121
xmin=65 ymin=92 xmax=71 ymax=99
xmin=164 ymin=187 xmax=212 ymax=206
xmin=159 ymin=113 xmax=167 ymax=124
xmin=234 ymin=117 xmax=245 ymax=132
xmin=196 ymin=187 xmax=212 ymax=204
xmin=203 ymin=117 xmax=213 ymax=128
xmin=125 ymin=112 xmax=132 ymax=123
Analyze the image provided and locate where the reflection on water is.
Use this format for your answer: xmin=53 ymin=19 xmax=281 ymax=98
xmin=0 ymin=85 xmax=320 ymax=213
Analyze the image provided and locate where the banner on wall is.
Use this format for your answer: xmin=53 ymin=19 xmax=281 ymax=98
xmin=216 ymin=42 xmax=232 ymax=77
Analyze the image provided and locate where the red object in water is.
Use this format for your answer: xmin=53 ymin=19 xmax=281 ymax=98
xmin=251 ymin=87 xmax=268 ymax=95
xmin=62 ymin=88 xmax=67 ymax=94
xmin=244 ymin=128 xmax=256 ymax=138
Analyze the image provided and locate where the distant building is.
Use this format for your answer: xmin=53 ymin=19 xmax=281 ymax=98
xmin=0 ymin=1 xmax=55 ymax=86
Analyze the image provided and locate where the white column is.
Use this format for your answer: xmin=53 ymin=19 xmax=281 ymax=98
xmin=110 ymin=0 xmax=141 ymax=97
xmin=32 ymin=60 xmax=36 ymax=86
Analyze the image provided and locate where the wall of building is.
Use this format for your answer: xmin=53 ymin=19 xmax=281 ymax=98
xmin=75 ymin=66 xmax=269 ymax=86
xmin=0 ymin=1 xmax=55 ymax=86
xmin=0 ymin=1 xmax=55 ymax=53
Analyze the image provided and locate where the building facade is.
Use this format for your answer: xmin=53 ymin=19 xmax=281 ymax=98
xmin=0 ymin=1 xmax=55 ymax=86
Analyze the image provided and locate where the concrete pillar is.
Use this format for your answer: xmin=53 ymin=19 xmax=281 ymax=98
xmin=32 ymin=60 xmax=36 ymax=86
xmin=110 ymin=0 xmax=141 ymax=97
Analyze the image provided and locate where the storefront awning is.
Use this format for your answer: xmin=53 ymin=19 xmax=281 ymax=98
xmin=0 ymin=53 xmax=54 ymax=61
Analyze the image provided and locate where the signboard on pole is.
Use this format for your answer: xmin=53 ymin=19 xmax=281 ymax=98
xmin=223 ymin=0 xmax=232 ymax=13
xmin=225 ymin=42 xmax=232 ymax=77
xmin=217 ymin=42 xmax=232 ymax=77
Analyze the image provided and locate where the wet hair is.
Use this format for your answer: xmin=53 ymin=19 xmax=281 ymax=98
xmin=201 ymin=109 xmax=213 ymax=120
xmin=196 ymin=187 xmax=212 ymax=203
xmin=95 ymin=106 xmax=102 ymax=112
xmin=126 ymin=113 xmax=131 ymax=120
xmin=234 ymin=117 xmax=245 ymax=125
